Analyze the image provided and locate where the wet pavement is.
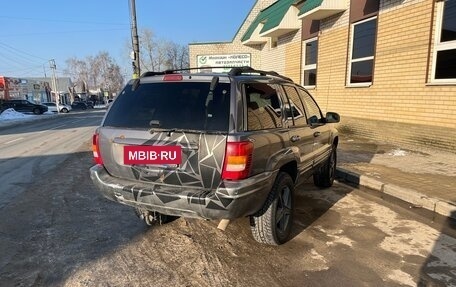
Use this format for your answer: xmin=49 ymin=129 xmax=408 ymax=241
xmin=336 ymin=134 xmax=456 ymax=220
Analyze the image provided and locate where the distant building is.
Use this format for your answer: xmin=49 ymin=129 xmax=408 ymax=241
xmin=25 ymin=77 xmax=73 ymax=104
xmin=0 ymin=76 xmax=51 ymax=103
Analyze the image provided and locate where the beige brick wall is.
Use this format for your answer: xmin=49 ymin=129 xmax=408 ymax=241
xmin=311 ymin=0 xmax=456 ymax=150
xmin=285 ymin=34 xmax=302 ymax=83
xmin=188 ymin=0 xmax=456 ymax=151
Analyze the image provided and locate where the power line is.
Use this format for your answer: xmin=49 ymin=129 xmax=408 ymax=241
xmin=0 ymin=15 xmax=128 ymax=26
xmin=0 ymin=28 xmax=129 ymax=38
xmin=0 ymin=42 xmax=48 ymax=63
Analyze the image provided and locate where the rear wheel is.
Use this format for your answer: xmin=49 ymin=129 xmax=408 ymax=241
xmin=313 ymin=146 xmax=337 ymax=188
xmin=250 ymin=172 xmax=294 ymax=245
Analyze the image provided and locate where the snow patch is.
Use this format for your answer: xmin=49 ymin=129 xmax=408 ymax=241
xmin=388 ymin=149 xmax=408 ymax=157
xmin=0 ymin=108 xmax=32 ymax=120
xmin=387 ymin=270 xmax=416 ymax=286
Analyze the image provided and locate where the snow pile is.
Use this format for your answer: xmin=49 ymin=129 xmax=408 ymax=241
xmin=0 ymin=108 xmax=32 ymax=120
xmin=388 ymin=149 xmax=408 ymax=157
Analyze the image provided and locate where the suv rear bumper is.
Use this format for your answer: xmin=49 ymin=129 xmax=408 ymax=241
xmin=90 ymin=164 xmax=278 ymax=220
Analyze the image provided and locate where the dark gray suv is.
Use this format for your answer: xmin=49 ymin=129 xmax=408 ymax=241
xmin=1 ymin=99 xmax=48 ymax=114
xmin=90 ymin=67 xmax=340 ymax=245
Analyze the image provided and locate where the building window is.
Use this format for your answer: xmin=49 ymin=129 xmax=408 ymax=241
xmin=348 ymin=17 xmax=377 ymax=85
xmin=433 ymin=0 xmax=456 ymax=82
xmin=302 ymin=38 xmax=318 ymax=88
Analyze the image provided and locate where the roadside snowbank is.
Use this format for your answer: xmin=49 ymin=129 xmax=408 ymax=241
xmin=0 ymin=108 xmax=32 ymax=120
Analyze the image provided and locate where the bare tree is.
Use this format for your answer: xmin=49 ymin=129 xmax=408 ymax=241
xmin=164 ymin=42 xmax=189 ymax=70
xmin=64 ymin=58 xmax=90 ymax=92
xmin=127 ymin=28 xmax=190 ymax=73
xmin=64 ymin=51 xmax=124 ymax=95
xmin=140 ymin=28 xmax=156 ymax=71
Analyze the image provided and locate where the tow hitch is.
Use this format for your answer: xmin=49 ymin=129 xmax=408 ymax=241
xmin=135 ymin=208 xmax=169 ymax=225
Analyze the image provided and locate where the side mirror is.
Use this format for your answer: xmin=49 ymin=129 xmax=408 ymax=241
xmin=325 ymin=112 xmax=340 ymax=123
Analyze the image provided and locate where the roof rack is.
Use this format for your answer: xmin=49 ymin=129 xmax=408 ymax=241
xmin=228 ymin=66 xmax=293 ymax=82
xmin=141 ymin=67 xmax=236 ymax=77
xmin=140 ymin=66 xmax=293 ymax=82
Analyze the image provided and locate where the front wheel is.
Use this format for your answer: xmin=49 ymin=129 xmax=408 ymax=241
xmin=33 ymin=108 xmax=41 ymax=115
xmin=61 ymin=108 xmax=69 ymax=113
xmin=313 ymin=146 xmax=337 ymax=188
xmin=250 ymin=172 xmax=294 ymax=245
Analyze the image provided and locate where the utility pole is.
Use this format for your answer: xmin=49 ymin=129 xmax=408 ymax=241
xmin=49 ymin=59 xmax=59 ymax=113
xmin=129 ymin=0 xmax=140 ymax=78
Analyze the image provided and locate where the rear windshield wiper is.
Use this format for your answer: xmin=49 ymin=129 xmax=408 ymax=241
xmin=149 ymin=127 xmax=189 ymax=136
xmin=149 ymin=127 xmax=222 ymax=136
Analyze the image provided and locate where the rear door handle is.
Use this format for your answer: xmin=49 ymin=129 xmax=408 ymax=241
xmin=313 ymin=132 xmax=321 ymax=137
xmin=290 ymin=135 xmax=301 ymax=142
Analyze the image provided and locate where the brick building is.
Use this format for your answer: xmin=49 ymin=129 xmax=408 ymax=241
xmin=189 ymin=0 xmax=456 ymax=151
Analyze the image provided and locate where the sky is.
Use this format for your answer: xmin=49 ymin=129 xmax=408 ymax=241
xmin=0 ymin=0 xmax=256 ymax=79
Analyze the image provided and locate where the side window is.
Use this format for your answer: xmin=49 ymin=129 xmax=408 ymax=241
xmin=282 ymin=85 xmax=308 ymax=126
xmin=244 ymin=83 xmax=283 ymax=131
xmin=299 ymin=88 xmax=323 ymax=125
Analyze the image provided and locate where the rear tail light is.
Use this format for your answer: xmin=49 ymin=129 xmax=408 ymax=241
xmin=222 ymin=141 xmax=254 ymax=180
xmin=92 ymin=133 xmax=103 ymax=165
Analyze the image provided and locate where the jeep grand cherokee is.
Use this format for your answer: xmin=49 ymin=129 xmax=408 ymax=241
xmin=90 ymin=67 xmax=340 ymax=245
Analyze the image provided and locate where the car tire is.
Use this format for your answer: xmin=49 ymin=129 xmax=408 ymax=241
xmin=61 ymin=108 xmax=69 ymax=113
xmin=250 ymin=172 xmax=294 ymax=245
xmin=33 ymin=108 xmax=41 ymax=115
xmin=313 ymin=145 xmax=337 ymax=188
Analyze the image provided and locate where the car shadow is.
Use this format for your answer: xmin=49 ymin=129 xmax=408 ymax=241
xmin=289 ymin=179 xmax=354 ymax=241
xmin=288 ymin=137 xmax=378 ymax=241
xmin=417 ymin=211 xmax=456 ymax=286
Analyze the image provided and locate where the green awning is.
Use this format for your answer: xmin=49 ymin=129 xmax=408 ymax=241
xmin=241 ymin=10 xmax=268 ymax=42
xmin=242 ymin=0 xmax=296 ymax=42
xmin=260 ymin=0 xmax=296 ymax=34
xmin=299 ymin=0 xmax=324 ymax=16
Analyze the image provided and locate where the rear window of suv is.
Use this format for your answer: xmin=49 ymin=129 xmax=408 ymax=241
xmin=103 ymin=81 xmax=231 ymax=132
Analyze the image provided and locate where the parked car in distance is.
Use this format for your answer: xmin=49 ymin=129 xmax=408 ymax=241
xmin=71 ymin=102 xmax=88 ymax=110
xmin=0 ymin=99 xmax=48 ymax=114
xmin=84 ymin=101 xmax=94 ymax=109
xmin=90 ymin=66 xmax=340 ymax=246
xmin=42 ymin=102 xmax=72 ymax=113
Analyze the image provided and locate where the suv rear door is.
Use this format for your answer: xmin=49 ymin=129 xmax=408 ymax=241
xmin=99 ymin=77 xmax=231 ymax=190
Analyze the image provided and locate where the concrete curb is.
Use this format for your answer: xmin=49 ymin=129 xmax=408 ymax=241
xmin=336 ymin=167 xmax=456 ymax=220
